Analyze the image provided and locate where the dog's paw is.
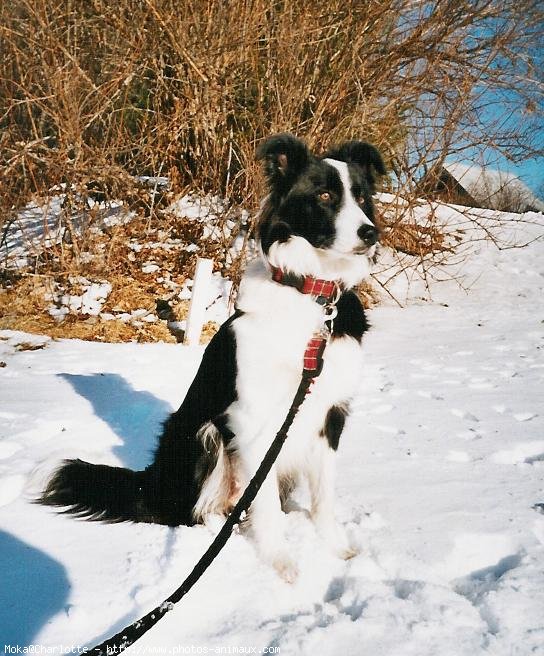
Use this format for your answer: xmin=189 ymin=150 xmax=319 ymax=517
xmin=316 ymin=520 xmax=359 ymax=560
xmin=273 ymin=554 xmax=299 ymax=583
xmin=336 ymin=544 xmax=360 ymax=560
xmin=269 ymin=551 xmax=299 ymax=583
xmin=329 ymin=535 xmax=360 ymax=560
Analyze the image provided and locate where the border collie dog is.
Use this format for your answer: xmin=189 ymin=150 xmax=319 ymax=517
xmin=41 ymin=133 xmax=385 ymax=582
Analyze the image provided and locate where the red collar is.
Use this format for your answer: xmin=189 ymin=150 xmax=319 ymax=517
xmin=270 ymin=267 xmax=342 ymax=305
xmin=270 ymin=266 xmax=340 ymax=385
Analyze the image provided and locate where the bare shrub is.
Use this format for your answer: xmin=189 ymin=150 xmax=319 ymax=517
xmin=1 ymin=0 xmax=542 ymax=335
xmin=3 ymin=1 xmax=541 ymax=204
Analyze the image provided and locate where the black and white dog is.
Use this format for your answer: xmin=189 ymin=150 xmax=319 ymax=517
xmin=41 ymin=133 xmax=385 ymax=582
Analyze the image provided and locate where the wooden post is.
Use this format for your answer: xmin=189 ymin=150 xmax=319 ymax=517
xmin=184 ymin=257 xmax=213 ymax=345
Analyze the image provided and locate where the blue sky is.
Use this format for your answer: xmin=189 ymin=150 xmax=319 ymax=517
xmin=495 ymin=155 xmax=543 ymax=197
xmin=459 ymin=86 xmax=543 ymax=198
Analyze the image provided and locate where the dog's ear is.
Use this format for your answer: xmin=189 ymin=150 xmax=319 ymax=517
xmin=257 ymin=133 xmax=310 ymax=194
xmin=324 ymin=141 xmax=386 ymax=193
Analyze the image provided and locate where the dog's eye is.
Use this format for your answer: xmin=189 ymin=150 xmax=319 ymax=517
xmin=356 ymin=195 xmax=366 ymax=206
xmin=318 ymin=191 xmax=332 ymax=203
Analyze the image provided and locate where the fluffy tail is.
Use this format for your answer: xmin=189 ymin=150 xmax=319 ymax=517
xmin=38 ymin=459 xmax=154 ymax=524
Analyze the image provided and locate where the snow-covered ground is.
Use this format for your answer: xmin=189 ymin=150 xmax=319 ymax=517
xmin=1 ymin=208 xmax=543 ymax=655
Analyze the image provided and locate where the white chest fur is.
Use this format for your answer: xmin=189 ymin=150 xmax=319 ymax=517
xmin=229 ymin=259 xmax=363 ymax=458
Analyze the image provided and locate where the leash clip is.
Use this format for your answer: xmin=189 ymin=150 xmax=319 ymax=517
xmin=320 ymin=281 xmax=340 ymax=335
xmin=322 ymin=285 xmax=340 ymax=334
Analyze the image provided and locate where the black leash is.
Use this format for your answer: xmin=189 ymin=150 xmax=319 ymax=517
xmin=88 ymin=364 xmax=320 ymax=654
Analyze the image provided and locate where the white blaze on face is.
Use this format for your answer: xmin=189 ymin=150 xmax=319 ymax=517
xmin=324 ymin=158 xmax=374 ymax=254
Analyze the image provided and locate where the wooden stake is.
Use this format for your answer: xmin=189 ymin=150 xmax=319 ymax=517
xmin=184 ymin=258 xmax=213 ymax=345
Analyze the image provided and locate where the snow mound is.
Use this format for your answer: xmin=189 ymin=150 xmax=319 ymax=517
xmin=443 ymin=161 xmax=544 ymax=213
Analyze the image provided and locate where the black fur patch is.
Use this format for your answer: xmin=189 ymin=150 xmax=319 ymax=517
xmin=145 ymin=310 xmax=242 ymax=525
xmin=256 ymin=132 xmax=310 ymax=196
xmin=320 ymin=405 xmax=348 ymax=451
xmin=332 ymin=291 xmax=369 ymax=342
xmin=166 ymin=309 xmax=241 ymax=436
xmin=323 ymin=141 xmax=386 ymax=194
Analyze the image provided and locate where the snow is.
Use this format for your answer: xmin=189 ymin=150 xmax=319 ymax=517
xmin=374 ymin=196 xmax=544 ymax=306
xmin=1 ymin=195 xmax=133 ymax=269
xmin=46 ymin=277 xmax=113 ymax=320
xmin=167 ymin=194 xmax=228 ymax=222
xmin=1 ymin=207 xmax=544 ymax=655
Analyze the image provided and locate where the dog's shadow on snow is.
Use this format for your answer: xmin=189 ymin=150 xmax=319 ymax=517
xmin=59 ymin=373 xmax=172 ymax=470
xmin=0 ymin=529 xmax=70 ymax=646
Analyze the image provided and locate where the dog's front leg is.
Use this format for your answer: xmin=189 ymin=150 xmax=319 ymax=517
xmin=308 ymin=442 xmax=357 ymax=560
xmin=239 ymin=447 xmax=298 ymax=583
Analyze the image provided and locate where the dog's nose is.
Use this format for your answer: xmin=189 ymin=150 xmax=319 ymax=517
xmin=357 ymin=224 xmax=379 ymax=246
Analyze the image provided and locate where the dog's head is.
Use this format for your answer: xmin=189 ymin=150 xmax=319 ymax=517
xmin=257 ymin=133 xmax=385 ymax=288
